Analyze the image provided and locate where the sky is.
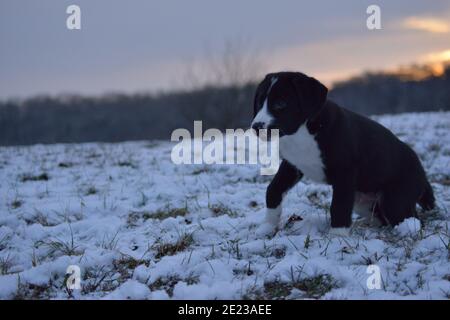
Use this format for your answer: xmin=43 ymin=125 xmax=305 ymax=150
xmin=1 ymin=0 xmax=450 ymax=99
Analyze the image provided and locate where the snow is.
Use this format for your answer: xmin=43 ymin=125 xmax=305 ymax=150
xmin=0 ymin=111 xmax=449 ymax=300
xmin=103 ymin=280 xmax=152 ymax=300
xmin=395 ymin=218 xmax=421 ymax=237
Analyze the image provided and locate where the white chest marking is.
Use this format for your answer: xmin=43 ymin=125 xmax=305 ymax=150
xmin=279 ymin=125 xmax=326 ymax=183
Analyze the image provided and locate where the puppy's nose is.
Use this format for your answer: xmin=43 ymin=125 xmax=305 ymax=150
xmin=252 ymin=122 xmax=265 ymax=131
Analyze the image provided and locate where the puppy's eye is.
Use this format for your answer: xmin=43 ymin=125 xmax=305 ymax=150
xmin=273 ymin=102 xmax=286 ymax=111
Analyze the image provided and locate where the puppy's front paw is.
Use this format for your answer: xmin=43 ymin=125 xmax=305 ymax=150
xmin=329 ymin=227 xmax=350 ymax=237
xmin=255 ymin=207 xmax=281 ymax=238
xmin=256 ymin=222 xmax=278 ymax=239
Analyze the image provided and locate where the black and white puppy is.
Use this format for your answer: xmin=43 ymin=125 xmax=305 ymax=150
xmin=251 ymin=72 xmax=435 ymax=236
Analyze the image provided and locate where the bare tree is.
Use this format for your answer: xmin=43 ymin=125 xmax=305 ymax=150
xmin=177 ymin=38 xmax=265 ymax=129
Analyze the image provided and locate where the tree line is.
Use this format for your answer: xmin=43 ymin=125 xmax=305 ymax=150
xmin=1 ymin=65 xmax=449 ymax=146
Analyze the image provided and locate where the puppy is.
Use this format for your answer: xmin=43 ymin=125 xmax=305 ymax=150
xmin=251 ymin=72 xmax=435 ymax=236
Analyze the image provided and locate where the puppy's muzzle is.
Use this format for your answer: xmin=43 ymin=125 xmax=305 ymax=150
xmin=251 ymin=122 xmax=265 ymax=136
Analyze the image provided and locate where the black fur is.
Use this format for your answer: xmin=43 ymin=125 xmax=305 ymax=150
xmin=253 ymin=72 xmax=435 ymax=228
xmin=266 ymin=160 xmax=303 ymax=210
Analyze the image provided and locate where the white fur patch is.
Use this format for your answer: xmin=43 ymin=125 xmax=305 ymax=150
xmin=255 ymin=206 xmax=281 ymax=238
xmin=279 ymin=125 xmax=326 ymax=183
xmin=252 ymin=98 xmax=273 ymax=129
xmin=265 ymin=206 xmax=281 ymax=225
xmin=251 ymin=77 xmax=278 ymax=129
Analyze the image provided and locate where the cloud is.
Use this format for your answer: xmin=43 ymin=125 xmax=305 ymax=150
xmin=422 ymin=49 xmax=450 ymax=62
xmin=402 ymin=17 xmax=450 ymax=33
xmin=264 ymin=30 xmax=450 ymax=86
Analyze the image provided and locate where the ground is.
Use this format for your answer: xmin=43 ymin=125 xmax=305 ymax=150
xmin=0 ymin=112 xmax=449 ymax=300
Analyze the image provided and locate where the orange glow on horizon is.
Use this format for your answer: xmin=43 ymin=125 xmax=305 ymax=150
xmin=402 ymin=17 xmax=450 ymax=33
xmin=424 ymin=49 xmax=450 ymax=63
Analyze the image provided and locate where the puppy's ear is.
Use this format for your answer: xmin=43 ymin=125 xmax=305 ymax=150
xmin=253 ymin=73 xmax=274 ymax=117
xmin=291 ymin=73 xmax=328 ymax=119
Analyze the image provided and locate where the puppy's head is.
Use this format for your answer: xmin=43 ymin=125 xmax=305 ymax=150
xmin=251 ymin=72 xmax=328 ymax=137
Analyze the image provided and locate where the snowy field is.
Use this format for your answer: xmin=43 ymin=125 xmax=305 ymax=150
xmin=0 ymin=111 xmax=449 ymax=300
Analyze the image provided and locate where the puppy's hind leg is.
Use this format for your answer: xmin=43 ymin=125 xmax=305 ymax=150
xmin=379 ymin=180 xmax=420 ymax=226
xmin=418 ymin=180 xmax=435 ymax=211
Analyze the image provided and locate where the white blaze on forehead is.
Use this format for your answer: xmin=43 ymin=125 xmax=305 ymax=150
xmin=252 ymin=77 xmax=278 ymax=128
xmin=252 ymin=98 xmax=273 ymax=128
xmin=269 ymin=76 xmax=278 ymax=89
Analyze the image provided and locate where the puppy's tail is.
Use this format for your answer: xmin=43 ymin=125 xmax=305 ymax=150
xmin=418 ymin=180 xmax=435 ymax=211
